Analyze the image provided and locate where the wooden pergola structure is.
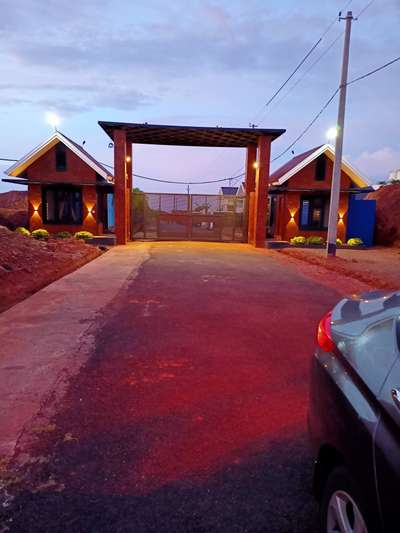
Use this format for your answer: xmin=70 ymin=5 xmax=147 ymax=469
xmin=98 ymin=121 xmax=285 ymax=247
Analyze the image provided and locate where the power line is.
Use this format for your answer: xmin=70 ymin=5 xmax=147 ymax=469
xmin=271 ymin=88 xmax=340 ymax=163
xmin=268 ymin=31 xmax=344 ymax=113
xmin=269 ymin=53 xmax=400 ymax=164
xmin=356 ymin=0 xmax=376 ymax=18
xmin=132 ymin=172 xmax=245 ymax=185
xmin=347 ymin=55 xmax=400 ymax=86
xmin=253 ymin=39 xmax=323 ymax=117
xmin=0 ymin=157 xmax=18 ymax=162
xmin=101 ymin=161 xmax=246 ymax=185
xmin=250 ymin=0 xmax=353 ymax=124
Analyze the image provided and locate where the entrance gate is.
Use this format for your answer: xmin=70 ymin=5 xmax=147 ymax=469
xmin=132 ymin=192 xmax=246 ymax=242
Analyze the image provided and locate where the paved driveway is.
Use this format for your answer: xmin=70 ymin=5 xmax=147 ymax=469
xmin=3 ymin=242 xmax=343 ymax=533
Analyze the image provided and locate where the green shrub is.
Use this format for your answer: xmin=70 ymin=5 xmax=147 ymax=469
xmin=347 ymin=237 xmax=363 ymax=247
xmin=56 ymin=231 xmax=72 ymax=239
xmin=31 ymin=229 xmax=49 ymax=240
xmin=15 ymin=227 xmax=30 ymax=237
xmin=336 ymin=238 xmax=343 ymax=246
xmin=290 ymin=236 xmax=306 ymax=245
xmin=306 ymin=236 xmax=324 ymax=245
xmin=74 ymin=231 xmax=93 ymax=241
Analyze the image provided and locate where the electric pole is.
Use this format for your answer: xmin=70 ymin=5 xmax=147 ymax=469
xmin=326 ymin=11 xmax=354 ymax=257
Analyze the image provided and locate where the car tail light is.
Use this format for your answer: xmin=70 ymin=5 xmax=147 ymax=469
xmin=317 ymin=311 xmax=335 ymax=352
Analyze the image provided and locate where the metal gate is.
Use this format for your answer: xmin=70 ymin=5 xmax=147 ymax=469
xmin=132 ymin=192 xmax=246 ymax=242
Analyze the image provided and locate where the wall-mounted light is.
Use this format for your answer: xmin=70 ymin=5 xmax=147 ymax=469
xmin=126 ymin=156 xmax=131 ymax=163
xmin=253 ymin=161 xmax=259 ymax=169
xmin=86 ymin=204 xmax=95 ymax=216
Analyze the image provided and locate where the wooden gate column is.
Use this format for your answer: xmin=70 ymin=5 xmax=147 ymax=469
xmin=126 ymin=142 xmax=132 ymax=240
xmin=245 ymin=143 xmax=257 ymax=244
xmin=253 ymin=135 xmax=272 ymax=248
xmin=114 ymin=129 xmax=128 ymax=245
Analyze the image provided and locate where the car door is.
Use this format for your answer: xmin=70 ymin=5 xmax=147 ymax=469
xmin=374 ymin=318 xmax=400 ymax=531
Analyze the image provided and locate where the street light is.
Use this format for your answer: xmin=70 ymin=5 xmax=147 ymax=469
xmin=326 ymin=126 xmax=338 ymax=142
xmin=46 ymin=112 xmax=61 ymax=131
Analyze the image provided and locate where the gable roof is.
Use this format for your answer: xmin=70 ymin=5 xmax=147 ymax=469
xmin=220 ymin=186 xmax=239 ymax=195
xmin=270 ymin=144 xmax=369 ymax=188
xmin=5 ymin=131 xmax=114 ymax=182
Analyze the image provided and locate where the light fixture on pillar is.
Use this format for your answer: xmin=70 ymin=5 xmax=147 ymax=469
xmin=253 ymin=161 xmax=259 ymax=169
xmin=126 ymin=155 xmax=131 ymax=163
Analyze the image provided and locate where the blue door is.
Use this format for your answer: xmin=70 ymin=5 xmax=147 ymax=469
xmin=346 ymin=195 xmax=376 ymax=247
xmin=107 ymin=193 xmax=115 ymax=232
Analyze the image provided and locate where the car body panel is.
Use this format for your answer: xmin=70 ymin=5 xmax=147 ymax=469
xmin=309 ymin=347 xmax=382 ymax=528
xmin=309 ymin=291 xmax=400 ymax=532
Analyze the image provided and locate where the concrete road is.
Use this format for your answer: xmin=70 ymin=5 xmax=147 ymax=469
xmin=2 ymin=242 xmax=344 ymax=533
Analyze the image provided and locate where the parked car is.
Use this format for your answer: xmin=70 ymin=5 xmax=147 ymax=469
xmin=309 ymin=290 xmax=400 ymax=533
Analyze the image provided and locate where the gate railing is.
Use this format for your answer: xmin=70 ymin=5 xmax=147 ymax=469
xmin=132 ymin=192 xmax=246 ymax=242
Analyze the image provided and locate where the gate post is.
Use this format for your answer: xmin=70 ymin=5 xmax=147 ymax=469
xmin=245 ymin=143 xmax=257 ymax=244
xmin=114 ymin=129 xmax=128 ymax=245
xmin=126 ymin=142 xmax=132 ymax=240
xmin=253 ymin=135 xmax=272 ymax=248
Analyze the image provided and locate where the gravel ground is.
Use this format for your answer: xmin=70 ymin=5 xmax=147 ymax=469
xmin=0 ymin=226 xmax=102 ymax=312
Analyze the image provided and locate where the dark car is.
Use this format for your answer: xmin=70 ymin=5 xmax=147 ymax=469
xmin=309 ymin=290 xmax=400 ymax=533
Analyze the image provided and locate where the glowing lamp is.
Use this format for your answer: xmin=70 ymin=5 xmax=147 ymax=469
xmin=45 ymin=112 xmax=61 ymax=130
xmin=126 ymin=156 xmax=131 ymax=163
xmin=326 ymin=126 xmax=338 ymax=141
xmin=253 ymin=161 xmax=259 ymax=169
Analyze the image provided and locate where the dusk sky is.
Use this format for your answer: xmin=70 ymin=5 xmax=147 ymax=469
xmin=1 ymin=0 xmax=399 ymax=194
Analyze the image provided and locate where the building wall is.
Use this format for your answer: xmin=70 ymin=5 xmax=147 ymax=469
xmin=26 ymin=143 xmax=101 ymax=235
xmin=26 ymin=143 xmax=98 ymax=185
xmin=28 ymin=184 xmax=100 ymax=234
xmin=274 ymin=155 xmax=353 ymax=242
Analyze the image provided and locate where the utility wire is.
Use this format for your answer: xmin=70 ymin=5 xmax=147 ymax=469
xmin=271 ymin=88 xmax=340 ymax=163
xmin=356 ymin=0 xmax=376 ymax=18
xmin=347 ymin=55 xmax=400 ymax=85
xmin=270 ymin=53 xmax=400 ymax=163
xmin=132 ymin=172 xmax=245 ymax=185
xmin=101 ymin=161 xmax=246 ymax=185
xmin=250 ymin=0 xmax=353 ymax=124
xmin=0 ymin=156 xmax=245 ymax=185
xmin=268 ymin=31 xmax=344 ymax=113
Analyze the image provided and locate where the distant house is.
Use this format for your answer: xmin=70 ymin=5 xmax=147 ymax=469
xmin=219 ymin=185 xmax=245 ymax=196
xmin=267 ymin=144 xmax=371 ymax=242
xmin=219 ymin=186 xmax=239 ymax=196
xmin=3 ymin=132 xmax=114 ymax=236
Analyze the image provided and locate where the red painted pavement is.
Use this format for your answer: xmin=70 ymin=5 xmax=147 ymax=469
xmin=9 ymin=243 xmax=344 ymax=532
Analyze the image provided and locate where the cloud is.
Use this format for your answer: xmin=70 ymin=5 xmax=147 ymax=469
xmin=354 ymin=147 xmax=400 ymax=181
xmin=0 ymin=82 xmax=151 ymax=114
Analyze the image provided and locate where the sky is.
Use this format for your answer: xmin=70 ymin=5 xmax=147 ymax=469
xmin=0 ymin=0 xmax=399 ymax=194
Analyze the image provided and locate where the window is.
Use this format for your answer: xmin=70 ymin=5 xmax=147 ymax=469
xmin=42 ymin=186 xmax=83 ymax=224
xmin=299 ymin=195 xmax=330 ymax=230
xmin=315 ymin=155 xmax=326 ymax=181
xmin=55 ymin=143 xmax=67 ymax=171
